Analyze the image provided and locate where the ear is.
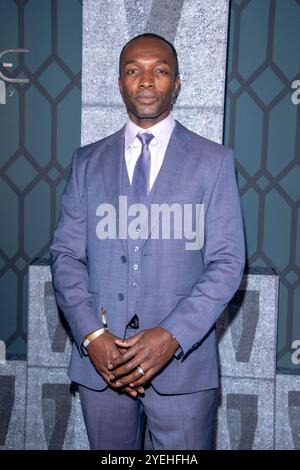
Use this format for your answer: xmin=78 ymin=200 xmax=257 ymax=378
xmin=118 ymin=77 xmax=123 ymax=96
xmin=173 ymin=76 xmax=181 ymax=103
xmin=175 ymin=75 xmax=181 ymax=92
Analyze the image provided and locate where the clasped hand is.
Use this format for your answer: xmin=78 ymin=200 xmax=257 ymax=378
xmin=86 ymin=327 xmax=179 ymax=398
xmin=108 ymin=327 xmax=179 ymax=390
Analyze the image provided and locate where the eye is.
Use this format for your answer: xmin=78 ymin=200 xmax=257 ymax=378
xmin=156 ymin=68 xmax=168 ymax=74
xmin=126 ymin=68 xmax=138 ymax=75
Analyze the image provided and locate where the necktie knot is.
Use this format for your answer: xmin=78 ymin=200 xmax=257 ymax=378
xmin=137 ymin=132 xmax=154 ymax=147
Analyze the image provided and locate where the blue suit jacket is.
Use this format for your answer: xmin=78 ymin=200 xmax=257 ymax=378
xmin=50 ymin=120 xmax=245 ymax=394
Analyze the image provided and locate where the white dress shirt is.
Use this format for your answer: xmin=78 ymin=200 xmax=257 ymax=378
xmin=124 ymin=112 xmax=175 ymax=191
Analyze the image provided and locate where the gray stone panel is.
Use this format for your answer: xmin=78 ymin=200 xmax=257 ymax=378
xmin=82 ymin=0 xmax=229 ymax=146
xmin=81 ymin=105 xmax=128 ymax=145
xmin=216 ymin=377 xmax=275 ymax=450
xmin=73 ymin=390 xmax=90 ymax=450
xmin=275 ymin=374 xmax=300 ymax=450
xmin=174 ymin=106 xmax=224 ymax=144
xmin=25 ymin=367 xmax=89 ymax=450
xmin=28 ymin=263 xmax=72 ymax=368
xmin=82 ymin=1 xmax=228 ymax=108
xmin=82 ymin=0 xmax=129 ymax=107
xmin=174 ymin=0 xmax=229 ymax=108
xmin=0 ymin=361 xmax=26 ymax=450
xmin=217 ymin=268 xmax=279 ymax=379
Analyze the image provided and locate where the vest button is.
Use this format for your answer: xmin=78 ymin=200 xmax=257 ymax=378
xmin=120 ymin=255 xmax=127 ymax=263
xmin=118 ymin=293 xmax=124 ymax=301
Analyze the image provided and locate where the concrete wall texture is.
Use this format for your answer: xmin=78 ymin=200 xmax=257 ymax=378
xmin=81 ymin=0 xmax=229 ymax=146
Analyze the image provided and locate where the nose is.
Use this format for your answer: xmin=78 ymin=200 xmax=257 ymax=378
xmin=138 ymin=71 xmax=154 ymax=88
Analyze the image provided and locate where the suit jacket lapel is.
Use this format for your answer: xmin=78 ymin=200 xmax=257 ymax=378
xmin=99 ymin=125 xmax=128 ymax=253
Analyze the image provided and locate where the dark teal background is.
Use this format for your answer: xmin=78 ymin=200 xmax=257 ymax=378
xmin=0 ymin=0 xmax=82 ymax=358
xmin=224 ymin=0 xmax=300 ymax=373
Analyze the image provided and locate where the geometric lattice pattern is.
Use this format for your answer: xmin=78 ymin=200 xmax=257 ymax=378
xmin=0 ymin=0 xmax=82 ymax=358
xmin=224 ymin=0 xmax=300 ymax=374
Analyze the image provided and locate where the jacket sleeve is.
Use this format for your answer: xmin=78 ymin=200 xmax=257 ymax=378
xmin=159 ymin=149 xmax=245 ymax=360
xmin=50 ymin=149 xmax=103 ymax=356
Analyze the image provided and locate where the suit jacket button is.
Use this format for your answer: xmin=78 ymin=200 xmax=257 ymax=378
xmin=118 ymin=293 xmax=124 ymax=301
xmin=121 ymin=255 xmax=127 ymax=263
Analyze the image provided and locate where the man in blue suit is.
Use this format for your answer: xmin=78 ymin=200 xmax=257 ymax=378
xmin=50 ymin=33 xmax=245 ymax=450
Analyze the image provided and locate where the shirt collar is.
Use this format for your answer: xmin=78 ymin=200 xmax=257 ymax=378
xmin=124 ymin=112 xmax=175 ymax=149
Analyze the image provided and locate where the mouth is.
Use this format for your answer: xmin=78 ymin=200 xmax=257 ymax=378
xmin=135 ymin=94 xmax=159 ymax=104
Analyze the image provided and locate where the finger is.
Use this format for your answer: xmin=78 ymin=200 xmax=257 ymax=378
xmin=106 ymin=344 xmax=130 ymax=370
xmin=101 ymin=370 xmax=139 ymax=397
xmin=129 ymin=372 xmax=153 ymax=388
xmin=108 ymin=346 xmax=127 ymax=368
xmin=123 ymin=387 xmax=138 ymax=397
xmin=106 ymin=341 xmax=134 ymax=369
xmin=109 ymin=344 xmax=141 ymax=370
xmin=124 ymin=383 xmax=145 ymax=394
xmin=114 ymin=332 xmax=143 ymax=348
xmin=123 ymin=385 xmax=145 ymax=396
xmin=129 ymin=382 xmax=146 ymax=392
xmin=110 ymin=354 xmax=146 ymax=379
xmin=112 ymin=366 xmax=146 ymax=388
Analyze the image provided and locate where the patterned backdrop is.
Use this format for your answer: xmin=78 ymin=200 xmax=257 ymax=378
xmin=224 ymin=0 xmax=300 ymax=373
xmin=0 ymin=0 xmax=82 ymax=359
xmin=0 ymin=0 xmax=299 ymax=375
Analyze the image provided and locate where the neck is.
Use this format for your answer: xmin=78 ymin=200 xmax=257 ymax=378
xmin=128 ymin=109 xmax=171 ymax=129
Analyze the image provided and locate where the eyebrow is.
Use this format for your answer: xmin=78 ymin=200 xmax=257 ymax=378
xmin=123 ymin=59 xmax=171 ymax=67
